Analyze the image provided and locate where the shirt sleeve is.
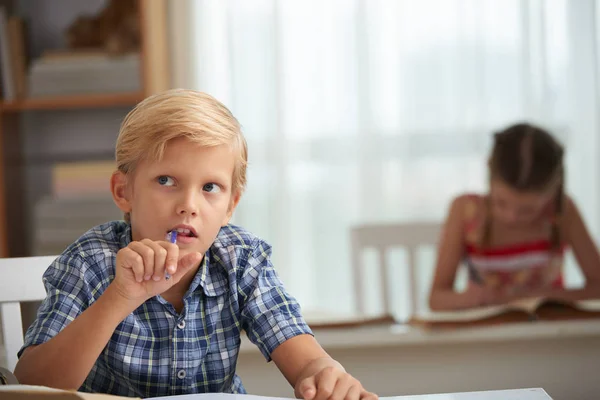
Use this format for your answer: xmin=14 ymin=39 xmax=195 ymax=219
xmin=240 ymin=239 xmax=313 ymax=361
xmin=18 ymin=252 xmax=96 ymax=358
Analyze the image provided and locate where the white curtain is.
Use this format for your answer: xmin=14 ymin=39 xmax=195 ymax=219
xmin=174 ymin=0 xmax=600 ymax=320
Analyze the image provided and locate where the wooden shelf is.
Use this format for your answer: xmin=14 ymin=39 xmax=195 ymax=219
xmin=0 ymin=92 xmax=146 ymax=112
xmin=0 ymin=0 xmax=170 ymax=257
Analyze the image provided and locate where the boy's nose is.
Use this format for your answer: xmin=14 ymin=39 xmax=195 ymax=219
xmin=176 ymin=192 xmax=200 ymax=216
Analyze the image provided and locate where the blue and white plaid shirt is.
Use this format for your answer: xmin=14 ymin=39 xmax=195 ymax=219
xmin=20 ymin=221 xmax=312 ymax=398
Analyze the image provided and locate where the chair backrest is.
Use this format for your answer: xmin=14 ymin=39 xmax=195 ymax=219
xmin=0 ymin=256 xmax=57 ymax=372
xmin=350 ymin=222 xmax=441 ymax=320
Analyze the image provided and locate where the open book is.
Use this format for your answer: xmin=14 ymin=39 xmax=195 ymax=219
xmin=409 ymin=297 xmax=600 ymax=329
xmin=303 ymin=311 xmax=396 ymax=329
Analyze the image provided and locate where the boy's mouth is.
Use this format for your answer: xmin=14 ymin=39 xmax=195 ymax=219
xmin=168 ymin=225 xmax=198 ymax=238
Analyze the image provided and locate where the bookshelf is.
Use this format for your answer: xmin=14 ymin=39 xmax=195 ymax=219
xmin=0 ymin=92 xmax=145 ymax=112
xmin=0 ymin=0 xmax=170 ymax=257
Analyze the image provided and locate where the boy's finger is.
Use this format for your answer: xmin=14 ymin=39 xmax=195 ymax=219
xmin=297 ymin=377 xmax=317 ymax=400
xmin=121 ymin=248 xmax=145 ymax=283
xmin=142 ymin=240 xmax=168 ymax=281
xmin=359 ymin=390 xmax=378 ymax=400
xmin=159 ymin=241 xmax=179 ymax=275
xmin=314 ymin=371 xmax=336 ymax=400
xmin=329 ymin=376 xmax=353 ymax=400
xmin=344 ymin=385 xmax=361 ymax=400
xmin=129 ymin=242 xmax=155 ymax=281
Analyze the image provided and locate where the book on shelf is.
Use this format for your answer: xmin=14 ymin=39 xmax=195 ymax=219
xmin=52 ymin=160 xmax=116 ymax=198
xmin=32 ymin=195 xmax=122 ymax=256
xmin=39 ymin=48 xmax=132 ymax=63
xmin=0 ymin=8 xmax=27 ymax=102
xmin=409 ymin=296 xmax=600 ymax=329
xmin=28 ymin=51 xmax=140 ymax=97
xmin=0 ymin=6 xmax=14 ymax=101
xmin=7 ymin=15 xmax=27 ymax=99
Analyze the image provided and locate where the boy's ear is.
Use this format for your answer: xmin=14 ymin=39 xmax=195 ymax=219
xmin=222 ymin=192 xmax=242 ymax=226
xmin=111 ymin=171 xmax=132 ymax=214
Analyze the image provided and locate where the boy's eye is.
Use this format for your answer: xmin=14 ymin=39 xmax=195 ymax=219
xmin=157 ymin=176 xmax=175 ymax=186
xmin=203 ymin=183 xmax=221 ymax=193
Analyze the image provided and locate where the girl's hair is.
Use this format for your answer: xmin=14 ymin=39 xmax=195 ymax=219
xmin=481 ymin=122 xmax=564 ymax=250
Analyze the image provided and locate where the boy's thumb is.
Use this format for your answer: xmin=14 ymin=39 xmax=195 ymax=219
xmin=176 ymin=252 xmax=203 ymax=273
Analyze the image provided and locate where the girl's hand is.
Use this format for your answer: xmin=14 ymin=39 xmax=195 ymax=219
xmin=462 ymin=283 xmax=504 ymax=308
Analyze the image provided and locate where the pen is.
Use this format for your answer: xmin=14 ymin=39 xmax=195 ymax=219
xmin=466 ymin=257 xmax=484 ymax=285
xmin=165 ymin=230 xmax=177 ymax=280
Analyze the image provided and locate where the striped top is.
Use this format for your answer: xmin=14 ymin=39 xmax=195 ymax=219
xmin=463 ymin=194 xmax=566 ymax=296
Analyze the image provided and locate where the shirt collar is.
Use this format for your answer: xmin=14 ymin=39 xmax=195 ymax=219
xmin=188 ymin=249 xmax=228 ymax=298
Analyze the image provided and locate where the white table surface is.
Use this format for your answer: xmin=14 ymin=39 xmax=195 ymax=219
xmin=381 ymin=388 xmax=552 ymax=399
xmin=0 ymin=386 xmax=552 ymax=400
xmin=150 ymin=389 xmax=552 ymax=400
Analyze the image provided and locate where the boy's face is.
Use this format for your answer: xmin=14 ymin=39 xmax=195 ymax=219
xmin=112 ymin=137 xmax=240 ymax=257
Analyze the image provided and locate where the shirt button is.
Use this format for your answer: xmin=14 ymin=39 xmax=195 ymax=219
xmin=177 ymin=320 xmax=186 ymax=329
xmin=177 ymin=370 xmax=186 ymax=379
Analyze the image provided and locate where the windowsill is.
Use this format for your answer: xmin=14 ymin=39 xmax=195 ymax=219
xmin=239 ymin=319 xmax=600 ymax=353
xmin=2 ymin=320 xmax=598 ymax=368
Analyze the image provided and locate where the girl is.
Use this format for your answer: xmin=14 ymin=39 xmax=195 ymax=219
xmin=429 ymin=123 xmax=600 ymax=310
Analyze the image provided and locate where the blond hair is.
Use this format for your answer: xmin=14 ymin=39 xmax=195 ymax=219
xmin=116 ymin=89 xmax=248 ymax=195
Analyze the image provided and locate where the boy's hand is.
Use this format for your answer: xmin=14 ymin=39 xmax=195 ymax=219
xmin=296 ymin=366 xmax=378 ymax=400
xmin=111 ymin=239 xmax=203 ymax=305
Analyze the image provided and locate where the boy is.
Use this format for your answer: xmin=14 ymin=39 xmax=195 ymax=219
xmin=14 ymin=90 xmax=377 ymax=400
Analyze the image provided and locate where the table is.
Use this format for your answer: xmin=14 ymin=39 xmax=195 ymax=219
xmin=236 ymin=320 xmax=600 ymax=400
xmin=153 ymin=389 xmax=551 ymax=400
xmin=0 ymin=387 xmax=552 ymax=400
xmin=149 ymin=389 xmax=551 ymax=400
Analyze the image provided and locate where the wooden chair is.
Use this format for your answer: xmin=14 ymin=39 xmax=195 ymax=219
xmin=350 ymin=222 xmax=441 ymax=320
xmin=0 ymin=256 xmax=56 ymax=371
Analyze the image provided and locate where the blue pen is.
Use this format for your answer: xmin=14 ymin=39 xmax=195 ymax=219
xmin=165 ymin=230 xmax=177 ymax=280
xmin=466 ymin=257 xmax=484 ymax=285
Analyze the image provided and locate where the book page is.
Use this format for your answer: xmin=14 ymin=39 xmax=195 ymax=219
xmin=414 ymin=295 xmax=590 ymax=323
xmin=507 ymin=297 xmax=547 ymax=314
xmin=412 ymin=304 xmax=513 ymax=323
xmin=301 ymin=310 xmax=395 ymax=328
xmin=151 ymin=394 xmax=293 ymax=400
xmin=412 ymin=296 xmax=554 ymax=323
xmin=573 ymin=298 xmax=600 ymax=312
xmin=528 ymin=297 xmax=600 ymax=313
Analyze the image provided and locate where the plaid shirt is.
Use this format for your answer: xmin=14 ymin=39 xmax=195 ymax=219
xmin=20 ymin=221 xmax=312 ymax=398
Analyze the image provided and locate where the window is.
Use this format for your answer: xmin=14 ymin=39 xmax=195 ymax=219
xmin=183 ymin=0 xmax=600 ymax=320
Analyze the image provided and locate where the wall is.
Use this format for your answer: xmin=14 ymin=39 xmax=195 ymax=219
xmin=236 ymin=333 xmax=600 ymax=400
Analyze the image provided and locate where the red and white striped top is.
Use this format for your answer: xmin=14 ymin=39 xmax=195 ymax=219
xmin=463 ymin=195 xmax=565 ymax=296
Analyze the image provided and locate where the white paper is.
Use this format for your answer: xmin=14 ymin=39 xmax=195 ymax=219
xmin=149 ymin=388 xmax=551 ymax=400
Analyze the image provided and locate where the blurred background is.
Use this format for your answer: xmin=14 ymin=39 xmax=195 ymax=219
xmin=0 ymin=0 xmax=598 ymax=321
xmin=1 ymin=0 xmax=600 ymax=398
